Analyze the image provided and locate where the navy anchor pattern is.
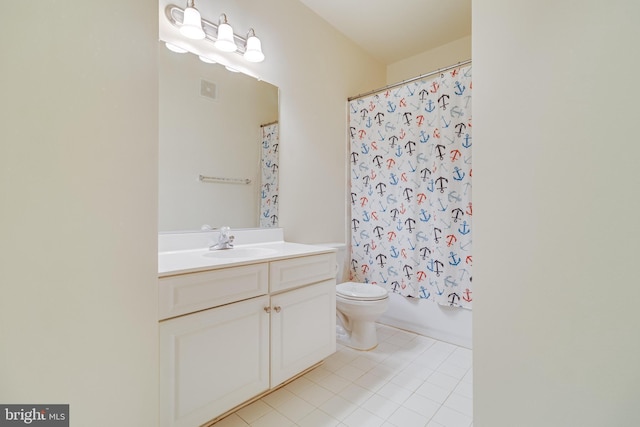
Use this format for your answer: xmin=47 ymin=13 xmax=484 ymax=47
xmin=349 ymin=66 xmax=472 ymax=308
xmin=259 ymin=123 xmax=279 ymax=228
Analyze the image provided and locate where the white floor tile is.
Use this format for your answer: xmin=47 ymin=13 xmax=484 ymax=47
xmin=284 ymin=376 xmax=315 ymax=395
xmin=427 ymin=372 xmax=460 ymax=392
xmin=401 ymin=362 xmax=435 ymax=381
xmin=375 ymin=381 xmax=413 ymax=405
xmin=295 ymin=382 xmax=335 ymax=407
xmin=338 ymin=383 xmax=375 ymax=405
xmin=386 ymin=406 xmax=430 ymax=427
xmin=250 ymin=410 xmax=295 ymax=427
xmin=353 ymin=371 xmax=388 ymax=393
xmin=415 ymin=381 xmax=453 ymax=404
xmin=453 ymin=381 xmax=473 ymax=400
xmin=368 ymin=364 xmax=399 ymax=382
xmin=388 ymin=370 xmax=425 ymax=392
xmin=347 ymin=355 xmax=379 ymax=372
xmin=401 ymin=393 xmax=441 ymax=419
xmin=334 ymin=364 xmax=366 ymax=382
xmin=319 ymin=395 xmax=356 ymax=421
xmin=297 ymin=408 xmax=340 ymax=427
xmin=261 ymin=387 xmax=295 ymax=409
xmin=431 ymin=406 xmax=473 ymax=427
xmin=437 ymin=360 xmax=470 ymax=380
xmin=461 ymin=368 xmax=473 ymax=385
xmin=342 ymin=407 xmax=385 ymax=427
xmin=236 ymin=400 xmax=273 ymax=424
xmin=276 ymin=395 xmax=316 ymax=422
xmin=304 ymin=366 xmax=333 ymax=383
xmin=443 ymin=393 xmax=473 ymax=418
xmin=212 ymin=324 xmax=473 ymax=427
xmin=360 ymin=393 xmax=401 ymax=420
xmin=314 ymin=373 xmax=351 ymax=394
xmin=212 ymin=413 xmax=249 ymax=427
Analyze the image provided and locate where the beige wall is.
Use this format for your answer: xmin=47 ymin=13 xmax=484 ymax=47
xmin=387 ymin=35 xmax=471 ymax=84
xmin=0 ymin=1 xmax=159 ymax=426
xmin=473 ymin=1 xmax=640 ymax=426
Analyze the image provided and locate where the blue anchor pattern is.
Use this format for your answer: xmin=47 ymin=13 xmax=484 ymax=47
xmin=349 ymin=66 xmax=472 ymax=308
xmin=259 ymin=123 xmax=279 ymax=228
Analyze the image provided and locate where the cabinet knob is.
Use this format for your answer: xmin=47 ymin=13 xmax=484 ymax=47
xmin=274 ymin=306 xmax=281 ymax=313
xmin=264 ymin=306 xmax=271 ymax=313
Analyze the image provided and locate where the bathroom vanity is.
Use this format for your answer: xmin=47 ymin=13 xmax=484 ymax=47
xmin=158 ymin=229 xmax=336 ymax=427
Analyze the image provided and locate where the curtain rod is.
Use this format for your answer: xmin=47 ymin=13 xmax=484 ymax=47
xmin=260 ymin=120 xmax=279 ymax=127
xmin=348 ymin=59 xmax=472 ymax=101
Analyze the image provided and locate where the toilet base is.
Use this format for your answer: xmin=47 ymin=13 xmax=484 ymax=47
xmin=336 ymin=320 xmax=379 ymax=351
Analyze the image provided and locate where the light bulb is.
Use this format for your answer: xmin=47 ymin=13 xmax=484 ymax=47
xmin=180 ymin=4 xmax=205 ymax=40
xmin=244 ymin=32 xmax=264 ymax=62
xmin=165 ymin=42 xmax=188 ymax=53
xmin=199 ymin=55 xmax=217 ymax=64
xmin=214 ymin=15 xmax=237 ymax=52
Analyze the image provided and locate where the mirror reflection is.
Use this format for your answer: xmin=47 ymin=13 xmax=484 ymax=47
xmin=158 ymin=45 xmax=279 ymax=232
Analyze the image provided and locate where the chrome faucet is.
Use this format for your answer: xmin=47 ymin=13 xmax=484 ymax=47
xmin=209 ymin=226 xmax=234 ymax=250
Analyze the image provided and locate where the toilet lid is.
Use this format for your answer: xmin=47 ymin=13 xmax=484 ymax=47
xmin=336 ymin=282 xmax=389 ymax=301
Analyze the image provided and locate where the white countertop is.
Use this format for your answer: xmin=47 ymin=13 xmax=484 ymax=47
xmin=159 ymin=241 xmax=336 ymax=277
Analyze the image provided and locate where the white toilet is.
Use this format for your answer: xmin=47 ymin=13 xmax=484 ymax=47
xmin=327 ymin=244 xmax=389 ymax=351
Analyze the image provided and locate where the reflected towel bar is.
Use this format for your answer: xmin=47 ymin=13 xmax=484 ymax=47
xmin=199 ymin=175 xmax=251 ymax=185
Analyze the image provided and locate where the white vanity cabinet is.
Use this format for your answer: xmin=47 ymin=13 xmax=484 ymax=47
xmin=159 ymin=295 xmax=270 ymax=427
xmin=159 ymin=251 xmax=336 ymax=427
xmin=269 ymin=254 xmax=337 ymax=387
xmin=270 ymin=279 xmax=336 ymax=386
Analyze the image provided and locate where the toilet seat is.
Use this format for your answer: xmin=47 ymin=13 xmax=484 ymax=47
xmin=336 ymin=282 xmax=388 ymax=301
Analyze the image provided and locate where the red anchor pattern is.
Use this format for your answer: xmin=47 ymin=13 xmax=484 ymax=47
xmin=259 ymin=123 xmax=279 ymax=228
xmin=349 ymin=66 xmax=473 ymax=308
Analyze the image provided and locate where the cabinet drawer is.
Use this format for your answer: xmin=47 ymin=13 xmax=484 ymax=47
xmin=270 ymin=252 xmax=336 ymax=293
xmin=159 ymin=264 xmax=268 ymax=320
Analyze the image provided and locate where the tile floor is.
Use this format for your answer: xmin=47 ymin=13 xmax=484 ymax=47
xmin=212 ymin=324 xmax=473 ymax=427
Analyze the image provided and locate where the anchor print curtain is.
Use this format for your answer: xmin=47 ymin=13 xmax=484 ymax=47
xmin=259 ymin=122 xmax=279 ymax=228
xmin=349 ymin=65 xmax=472 ymax=308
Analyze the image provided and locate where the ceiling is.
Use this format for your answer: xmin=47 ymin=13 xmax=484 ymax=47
xmin=297 ymin=0 xmax=471 ymax=64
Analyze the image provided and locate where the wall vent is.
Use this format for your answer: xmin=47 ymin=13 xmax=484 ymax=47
xmin=200 ymin=79 xmax=217 ymax=100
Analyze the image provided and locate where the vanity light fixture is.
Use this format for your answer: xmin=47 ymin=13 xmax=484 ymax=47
xmin=164 ymin=4 xmax=266 ymax=63
xmin=243 ymin=29 xmax=265 ymax=63
xmin=198 ymin=55 xmax=217 ymax=64
xmin=214 ymin=14 xmax=237 ymax=52
xmin=165 ymin=42 xmax=188 ymax=53
xmin=179 ymin=0 xmax=205 ymax=40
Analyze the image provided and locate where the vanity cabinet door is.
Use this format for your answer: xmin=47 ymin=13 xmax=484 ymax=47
xmin=270 ymin=279 xmax=336 ymax=387
xmin=159 ymin=296 xmax=270 ymax=427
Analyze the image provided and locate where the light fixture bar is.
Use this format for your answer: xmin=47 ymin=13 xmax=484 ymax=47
xmin=165 ymin=5 xmax=249 ymax=56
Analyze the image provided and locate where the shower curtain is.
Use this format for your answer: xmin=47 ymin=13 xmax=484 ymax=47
xmin=349 ymin=65 xmax=472 ymax=308
xmin=259 ymin=122 xmax=279 ymax=228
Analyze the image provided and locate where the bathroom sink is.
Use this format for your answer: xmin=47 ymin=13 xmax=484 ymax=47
xmin=202 ymin=247 xmax=278 ymax=259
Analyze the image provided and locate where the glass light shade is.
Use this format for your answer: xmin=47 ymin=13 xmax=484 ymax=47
xmin=224 ymin=66 xmax=240 ymax=73
xmin=180 ymin=7 xmax=205 ymax=40
xmin=165 ymin=42 xmax=188 ymax=53
xmin=244 ymin=35 xmax=264 ymax=62
xmin=215 ymin=23 xmax=237 ymax=52
xmin=198 ymin=55 xmax=217 ymax=64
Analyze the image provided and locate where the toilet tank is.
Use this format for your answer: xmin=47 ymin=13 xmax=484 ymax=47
xmin=320 ymin=243 xmax=349 ymax=283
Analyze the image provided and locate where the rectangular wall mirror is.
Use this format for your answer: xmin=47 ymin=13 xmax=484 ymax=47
xmin=159 ymin=45 xmax=279 ymax=232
